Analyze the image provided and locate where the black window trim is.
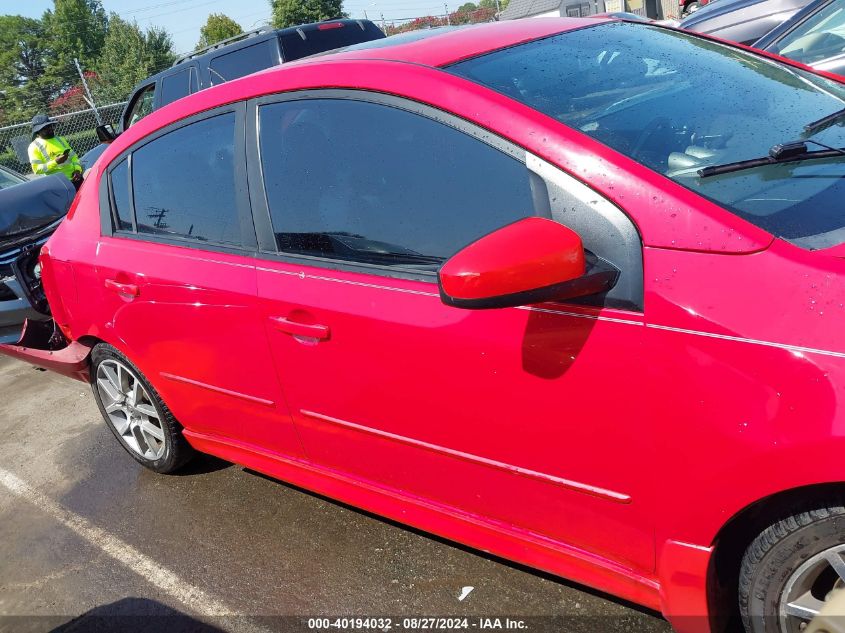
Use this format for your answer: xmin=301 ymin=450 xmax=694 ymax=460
xmin=122 ymin=82 xmax=156 ymax=132
xmin=189 ymin=66 xmax=199 ymax=93
xmin=245 ymin=88 xmax=545 ymax=284
xmin=100 ymin=101 xmax=258 ymax=255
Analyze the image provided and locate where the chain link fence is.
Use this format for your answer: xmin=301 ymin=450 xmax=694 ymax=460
xmin=0 ymin=101 xmax=127 ymax=177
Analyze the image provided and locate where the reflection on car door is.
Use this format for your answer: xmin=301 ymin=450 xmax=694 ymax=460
xmin=250 ymin=94 xmax=653 ymax=572
xmin=97 ymin=106 xmax=304 ymax=458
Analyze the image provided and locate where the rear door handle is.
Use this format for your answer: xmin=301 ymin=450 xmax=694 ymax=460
xmin=270 ymin=316 xmax=330 ymax=341
xmin=104 ymin=278 xmax=139 ymax=298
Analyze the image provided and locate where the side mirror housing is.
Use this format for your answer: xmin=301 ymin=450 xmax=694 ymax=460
xmin=438 ymin=217 xmax=618 ymax=310
xmin=95 ymin=124 xmax=117 ymax=143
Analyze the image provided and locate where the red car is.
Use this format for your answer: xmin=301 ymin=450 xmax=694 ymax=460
xmin=4 ymin=18 xmax=845 ymax=633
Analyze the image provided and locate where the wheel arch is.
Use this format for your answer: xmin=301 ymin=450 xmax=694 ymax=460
xmin=77 ymin=334 xmax=105 ymax=355
xmin=705 ymin=483 xmax=845 ymax=633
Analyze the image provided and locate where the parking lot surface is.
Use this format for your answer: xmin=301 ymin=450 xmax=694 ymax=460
xmin=0 ymin=356 xmax=671 ymax=633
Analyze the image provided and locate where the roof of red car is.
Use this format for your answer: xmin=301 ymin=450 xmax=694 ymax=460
xmin=291 ymin=18 xmax=608 ymax=68
xmin=103 ymin=18 xmax=611 ymax=166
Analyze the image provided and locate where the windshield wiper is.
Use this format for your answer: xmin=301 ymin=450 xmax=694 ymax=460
xmin=697 ymin=140 xmax=845 ymax=178
xmin=804 ymin=106 xmax=845 ymax=136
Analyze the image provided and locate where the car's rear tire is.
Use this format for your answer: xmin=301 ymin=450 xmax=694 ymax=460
xmin=684 ymin=1 xmax=700 ymax=13
xmin=739 ymin=504 xmax=845 ymax=633
xmin=90 ymin=343 xmax=194 ymax=473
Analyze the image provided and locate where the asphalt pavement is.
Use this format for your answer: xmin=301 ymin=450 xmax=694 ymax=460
xmin=0 ymin=355 xmax=672 ymax=633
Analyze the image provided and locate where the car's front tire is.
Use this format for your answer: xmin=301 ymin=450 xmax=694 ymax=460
xmin=90 ymin=343 xmax=194 ymax=473
xmin=739 ymin=504 xmax=845 ymax=633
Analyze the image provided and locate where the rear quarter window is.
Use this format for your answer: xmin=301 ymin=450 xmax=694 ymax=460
xmin=110 ymin=158 xmax=132 ymax=231
xmin=159 ymin=68 xmax=193 ymax=107
xmin=208 ymin=41 xmax=277 ymax=85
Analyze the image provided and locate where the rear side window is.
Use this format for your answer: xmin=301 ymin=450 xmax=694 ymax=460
xmin=110 ymin=158 xmax=132 ymax=231
xmin=159 ymin=68 xmax=193 ymax=107
xmin=258 ymin=98 xmax=534 ymax=267
xmin=208 ymin=42 xmax=275 ymax=85
xmin=279 ymin=22 xmax=385 ymax=62
xmin=131 ymin=113 xmax=241 ymax=245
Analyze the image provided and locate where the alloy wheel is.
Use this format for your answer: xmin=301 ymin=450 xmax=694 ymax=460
xmin=95 ymin=359 xmax=166 ymax=460
xmin=780 ymin=543 xmax=845 ymax=631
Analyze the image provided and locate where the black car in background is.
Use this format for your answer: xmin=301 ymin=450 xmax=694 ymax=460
xmin=754 ymin=0 xmax=845 ymax=76
xmin=82 ymin=19 xmax=385 ymax=168
xmin=0 ymin=174 xmax=75 ymax=343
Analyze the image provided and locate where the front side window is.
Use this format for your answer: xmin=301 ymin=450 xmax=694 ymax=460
xmin=451 ymin=22 xmax=845 ymax=249
xmin=131 ymin=113 xmax=241 ymax=246
xmin=209 ymin=42 xmax=275 ymax=85
xmin=125 ymin=84 xmax=156 ymax=129
xmin=258 ymin=98 xmax=535 ymax=268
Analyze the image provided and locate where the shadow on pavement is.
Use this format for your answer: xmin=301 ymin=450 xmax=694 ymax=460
xmin=50 ymin=597 xmax=226 ymax=632
xmin=174 ymin=453 xmax=232 ymax=477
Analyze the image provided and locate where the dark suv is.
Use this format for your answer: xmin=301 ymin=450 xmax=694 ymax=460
xmin=83 ymin=19 xmax=385 ymax=167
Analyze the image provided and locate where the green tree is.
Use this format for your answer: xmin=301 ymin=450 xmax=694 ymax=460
xmin=479 ymin=0 xmax=508 ymax=10
xmin=93 ymin=14 xmax=175 ymax=104
xmin=197 ymin=13 xmax=243 ymax=49
xmin=458 ymin=2 xmax=478 ymax=11
xmin=0 ymin=16 xmax=55 ymax=121
xmin=271 ymin=0 xmax=346 ymax=28
xmin=42 ymin=0 xmax=108 ymax=91
xmin=146 ymin=25 xmax=176 ymax=73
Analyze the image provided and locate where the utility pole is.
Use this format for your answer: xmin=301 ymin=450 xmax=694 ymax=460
xmin=74 ymin=58 xmax=102 ymax=125
xmin=364 ymin=8 xmax=368 ymax=18
xmin=445 ymin=3 xmax=451 ymax=24
xmin=495 ymin=0 xmax=501 ymax=12
xmin=380 ymin=12 xmax=387 ymax=31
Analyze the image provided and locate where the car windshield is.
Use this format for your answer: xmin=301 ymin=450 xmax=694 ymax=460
xmin=0 ymin=168 xmax=24 ymax=190
xmin=450 ymin=22 xmax=845 ymax=250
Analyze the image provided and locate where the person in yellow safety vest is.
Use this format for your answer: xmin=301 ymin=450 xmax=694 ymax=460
xmin=28 ymin=114 xmax=84 ymax=190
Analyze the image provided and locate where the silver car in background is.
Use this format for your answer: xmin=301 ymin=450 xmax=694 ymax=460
xmin=755 ymin=0 xmax=845 ymax=77
xmin=680 ymin=0 xmax=812 ymax=43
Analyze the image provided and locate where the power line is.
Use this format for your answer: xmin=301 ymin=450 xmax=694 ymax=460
xmin=121 ymin=0 xmax=228 ymax=16
xmin=33 ymin=0 xmax=230 ymax=34
xmin=130 ymin=0 xmax=234 ymax=24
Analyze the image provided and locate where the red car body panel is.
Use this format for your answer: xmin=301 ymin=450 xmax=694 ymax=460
xmin=4 ymin=21 xmax=845 ymax=633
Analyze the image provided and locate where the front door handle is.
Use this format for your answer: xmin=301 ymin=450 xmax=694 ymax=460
xmin=104 ymin=278 xmax=139 ymax=298
xmin=270 ymin=316 xmax=330 ymax=341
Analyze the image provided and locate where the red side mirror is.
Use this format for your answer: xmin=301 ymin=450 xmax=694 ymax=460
xmin=439 ymin=217 xmax=617 ymax=309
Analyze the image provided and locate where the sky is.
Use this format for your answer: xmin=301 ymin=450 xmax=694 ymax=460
xmin=11 ymin=0 xmax=453 ymax=54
